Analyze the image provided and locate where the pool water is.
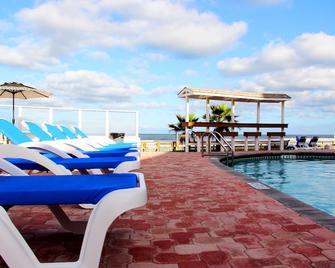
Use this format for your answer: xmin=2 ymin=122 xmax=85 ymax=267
xmin=233 ymin=158 xmax=335 ymax=216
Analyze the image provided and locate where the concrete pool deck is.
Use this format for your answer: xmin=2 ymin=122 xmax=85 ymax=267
xmin=2 ymin=152 xmax=335 ymax=267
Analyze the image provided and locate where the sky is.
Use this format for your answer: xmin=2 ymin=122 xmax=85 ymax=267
xmin=0 ymin=0 xmax=334 ymax=135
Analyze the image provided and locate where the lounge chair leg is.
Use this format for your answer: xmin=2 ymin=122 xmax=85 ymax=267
xmin=0 ymin=207 xmax=41 ymax=267
xmin=48 ymin=205 xmax=87 ymax=234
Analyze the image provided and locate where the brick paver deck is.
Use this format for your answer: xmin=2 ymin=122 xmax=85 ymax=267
xmin=2 ymin=152 xmax=335 ymax=267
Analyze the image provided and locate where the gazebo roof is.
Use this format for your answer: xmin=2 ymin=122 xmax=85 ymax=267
xmin=177 ymin=87 xmax=291 ymax=103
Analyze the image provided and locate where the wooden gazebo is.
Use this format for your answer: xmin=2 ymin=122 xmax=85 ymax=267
xmin=177 ymin=87 xmax=291 ymax=152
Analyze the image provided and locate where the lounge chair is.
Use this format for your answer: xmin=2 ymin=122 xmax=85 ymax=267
xmin=308 ymin=136 xmax=319 ymax=148
xmin=45 ymin=123 xmax=137 ymax=150
xmin=59 ymin=124 xmax=139 ymax=152
xmin=0 ymin=119 xmax=139 ymax=173
xmin=72 ymin=125 xmax=140 ymax=148
xmin=22 ymin=121 xmax=139 ymax=159
xmin=44 ymin=123 xmax=139 ymax=157
xmin=0 ymin=144 xmax=147 ymax=268
xmin=287 ymin=136 xmax=307 ymax=150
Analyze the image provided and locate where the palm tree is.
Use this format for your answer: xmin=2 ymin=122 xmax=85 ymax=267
xmin=168 ymin=113 xmax=198 ymax=147
xmin=205 ymin=104 xmax=236 ymax=133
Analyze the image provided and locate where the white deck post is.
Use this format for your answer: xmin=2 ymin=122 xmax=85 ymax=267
xmin=205 ymin=98 xmax=210 ymax=127
xmin=255 ymin=101 xmax=260 ymax=151
xmin=280 ymin=101 xmax=285 ymax=150
xmin=205 ymin=98 xmax=210 ymax=153
xmin=185 ymin=96 xmax=190 ymax=152
xmin=231 ymin=100 xmax=235 ymax=152
xmin=105 ymin=111 xmax=110 ymax=137
xmin=48 ymin=108 xmax=54 ymax=124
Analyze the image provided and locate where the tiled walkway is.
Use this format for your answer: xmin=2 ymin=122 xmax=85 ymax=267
xmin=2 ymin=152 xmax=335 ymax=267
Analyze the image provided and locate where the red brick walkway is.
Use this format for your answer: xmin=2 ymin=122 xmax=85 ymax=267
xmin=2 ymin=152 xmax=335 ymax=267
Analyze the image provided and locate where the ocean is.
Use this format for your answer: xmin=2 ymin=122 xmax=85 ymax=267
xmin=140 ymin=133 xmax=335 ymax=141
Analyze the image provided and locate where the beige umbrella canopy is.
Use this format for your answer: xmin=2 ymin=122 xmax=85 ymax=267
xmin=0 ymin=82 xmax=51 ymax=124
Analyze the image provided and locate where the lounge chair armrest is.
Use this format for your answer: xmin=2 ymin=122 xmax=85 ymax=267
xmin=42 ymin=141 xmax=90 ymax=158
xmin=0 ymin=159 xmax=27 ymax=176
xmin=0 ymin=145 xmax=71 ymax=175
xmin=20 ymin=141 xmax=72 ymax=158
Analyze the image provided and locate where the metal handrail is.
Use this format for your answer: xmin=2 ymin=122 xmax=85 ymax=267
xmin=212 ymin=131 xmax=233 ymax=151
xmin=199 ymin=131 xmax=234 ymax=165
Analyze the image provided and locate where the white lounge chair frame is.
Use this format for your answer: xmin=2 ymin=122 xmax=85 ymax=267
xmin=40 ymin=122 xmax=140 ymax=154
xmin=22 ymin=121 xmax=140 ymax=160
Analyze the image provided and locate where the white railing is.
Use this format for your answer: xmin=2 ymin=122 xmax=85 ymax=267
xmin=0 ymin=105 xmax=139 ymax=137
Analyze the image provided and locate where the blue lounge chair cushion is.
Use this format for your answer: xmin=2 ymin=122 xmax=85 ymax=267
xmin=84 ymin=150 xmax=137 ymax=158
xmin=24 ymin=121 xmax=54 ymax=141
xmin=45 ymin=123 xmax=136 ymax=150
xmin=74 ymin=126 xmax=88 ymax=138
xmin=60 ymin=125 xmax=79 ymax=139
xmin=0 ymin=173 xmax=137 ymax=205
xmin=45 ymin=123 xmax=69 ymax=140
xmin=6 ymin=156 xmax=137 ymax=171
xmin=0 ymin=119 xmax=31 ymax=144
xmin=99 ymin=143 xmax=137 ymax=150
xmin=25 ymin=121 xmax=136 ymax=155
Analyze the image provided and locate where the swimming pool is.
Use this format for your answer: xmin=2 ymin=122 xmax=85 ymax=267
xmin=232 ymin=157 xmax=335 ymax=216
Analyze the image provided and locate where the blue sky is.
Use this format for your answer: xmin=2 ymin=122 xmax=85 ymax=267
xmin=0 ymin=0 xmax=334 ymax=134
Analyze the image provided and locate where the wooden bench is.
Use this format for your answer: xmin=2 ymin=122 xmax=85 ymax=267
xmin=244 ymin=132 xmax=262 ymax=151
xmin=267 ymin=132 xmax=286 ymax=151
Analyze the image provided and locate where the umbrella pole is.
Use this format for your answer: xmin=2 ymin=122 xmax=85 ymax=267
xmin=12 ymin=93 xmax=15 ymax=125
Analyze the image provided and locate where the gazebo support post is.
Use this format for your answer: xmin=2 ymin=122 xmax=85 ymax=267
xmin=185 ymin=96 xmax=190 ymax=152
xmin=205 ymin=98 xmax=210 ymax=153
xmin=280 ymin=101 xmax=285 ymax=151
xmin=231 ymin=100 xmax=235 ymax=152
xmin=255 ymin=101 xmax=260 ymax=151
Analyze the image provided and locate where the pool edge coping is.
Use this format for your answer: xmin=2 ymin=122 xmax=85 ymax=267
xmin=209 ymin=155 xmax=335 ymax=232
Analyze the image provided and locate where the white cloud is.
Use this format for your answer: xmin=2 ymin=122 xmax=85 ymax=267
xmin=0 ymin=39 xmax=59 ymax=69
xmin=238 ymin=66 xmax=335 ymax=113
xmin=16 ymin=0 xmax=247 ymax=57
xmin=43 ymin=70 xmax=144 ymax=105
xmin=223 ymin=32 xmax=335 ymax=114
xmin=218 ymin=32 xmax=335 ymax=75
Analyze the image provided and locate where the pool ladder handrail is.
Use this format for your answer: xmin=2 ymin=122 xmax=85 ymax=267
xmin=200 ymin=131 xmax=234 ymax=165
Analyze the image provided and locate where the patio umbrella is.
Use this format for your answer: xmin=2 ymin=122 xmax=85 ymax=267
xmin=0 ymin=82 xmax=51 ymax=124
